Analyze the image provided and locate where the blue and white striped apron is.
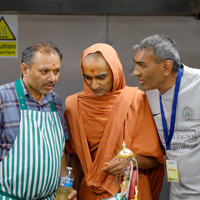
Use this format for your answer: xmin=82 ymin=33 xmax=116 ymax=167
xmin=0 ymin=78 xmax=65 ymax=199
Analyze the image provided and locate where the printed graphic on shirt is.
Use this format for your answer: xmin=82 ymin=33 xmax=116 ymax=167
xmin=158 ymin=130 xmax=199 ymax=152
xmin=181 ymin=106 xmax=194 ymax=121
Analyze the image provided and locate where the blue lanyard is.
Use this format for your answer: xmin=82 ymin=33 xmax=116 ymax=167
xmin=159 ymin=67 xmax=182 ymax=150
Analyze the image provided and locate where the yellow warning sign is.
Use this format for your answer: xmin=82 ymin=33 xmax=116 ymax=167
xmin=0 ymin=17 xmax=16 ymax=40
xmin=0 ymin=42 xmax=17 ymax=56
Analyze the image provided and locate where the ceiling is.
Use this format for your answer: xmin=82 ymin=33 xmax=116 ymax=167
xmin=1 ymin=0 xmax=200 ymax=17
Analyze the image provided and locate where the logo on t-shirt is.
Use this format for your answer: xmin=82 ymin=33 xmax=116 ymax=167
xmin=181 ymin=106 xmax=194 ymax=121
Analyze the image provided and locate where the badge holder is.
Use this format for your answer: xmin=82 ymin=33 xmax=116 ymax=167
xmin=166 ymin=158 xmax=179 ymax=183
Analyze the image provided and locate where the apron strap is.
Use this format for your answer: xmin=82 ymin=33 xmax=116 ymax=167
xmin=15 ymin=78 xmax=27 ymax=110
xmin=50 ymin=100 xmax=56 ymax=112
xmin=15 ymin=78 xmax=56 ymax=112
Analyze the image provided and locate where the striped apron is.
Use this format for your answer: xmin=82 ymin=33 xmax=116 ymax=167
xmin=0 ymin=78 xmax=65 ymax=199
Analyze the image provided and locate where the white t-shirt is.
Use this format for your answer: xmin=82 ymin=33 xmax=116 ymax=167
xmin=146 ymin=65 xmax=200 ymax=200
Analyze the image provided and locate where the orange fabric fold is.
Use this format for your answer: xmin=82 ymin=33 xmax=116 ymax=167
xmin=65 ymin=43 xmax=164 ymax=200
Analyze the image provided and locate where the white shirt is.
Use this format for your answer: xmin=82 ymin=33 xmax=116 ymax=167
xmin=146 ymin=65 xmax=200 ymax=200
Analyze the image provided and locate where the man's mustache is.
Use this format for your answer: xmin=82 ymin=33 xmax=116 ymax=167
xmin=43 ymin=82 xmax=55 ymax=86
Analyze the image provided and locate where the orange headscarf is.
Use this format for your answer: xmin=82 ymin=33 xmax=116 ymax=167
xmin=80 ymin=43 xmax=126 ymax=93
xmin=65 ymin=43 xmax=164 ymax=200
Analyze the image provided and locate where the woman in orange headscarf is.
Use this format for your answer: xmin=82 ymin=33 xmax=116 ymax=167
xmin=65 ymin=43 xmax=164 ymax=200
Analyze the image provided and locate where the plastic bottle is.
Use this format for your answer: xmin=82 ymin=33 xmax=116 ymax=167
xmin=56 ymin=166 xmax=74 ymax=200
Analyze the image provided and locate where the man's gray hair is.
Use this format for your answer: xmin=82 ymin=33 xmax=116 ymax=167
xmin=133 ymin=34 xmax=180 ymax=71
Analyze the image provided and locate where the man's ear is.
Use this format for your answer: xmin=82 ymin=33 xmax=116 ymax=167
xmin=21 ymin=63 xmax=29 ymax=76
xmin=163 ymin=60 xmax=173 ymax=76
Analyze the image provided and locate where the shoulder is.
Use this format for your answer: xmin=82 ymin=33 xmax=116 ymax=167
xmin=65 ymin=92 xmax=80 ymax=106
xmin=125 ymin=86 xmax=145 ymax=100
xmin=123 ymin=86 xmax=148 ymax=110
xmin=0 ymin=81 xmax=15 ymax=91
xmin=181 ymin=65 xmax=200 ymax=88
xmin=183 ymin=65 xmax=200 ymax=77
xmin=64 ymin=92 xmax=82 ymax=115
xmin=51 ymin=90 xmax=63 ymax=110
xmin=0 ymin=82 xmax=16 ymax=101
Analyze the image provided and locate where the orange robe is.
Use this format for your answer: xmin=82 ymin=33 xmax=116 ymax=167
xmin=65 ymin=43 xmax=164 ymax=200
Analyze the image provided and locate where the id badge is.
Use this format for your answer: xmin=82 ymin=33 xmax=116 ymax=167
xmin=166 ymin=159 xmax=179 ymax=182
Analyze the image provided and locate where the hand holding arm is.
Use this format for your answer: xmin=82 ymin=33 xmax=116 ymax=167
xmin=101 ymin=154 xmax=159 ymax=177
xmin=101 ymin=156 xmax=129 ymax=177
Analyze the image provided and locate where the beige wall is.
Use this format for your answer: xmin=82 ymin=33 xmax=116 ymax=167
xmin=0 ymin=15 xmax=200 ymax=103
